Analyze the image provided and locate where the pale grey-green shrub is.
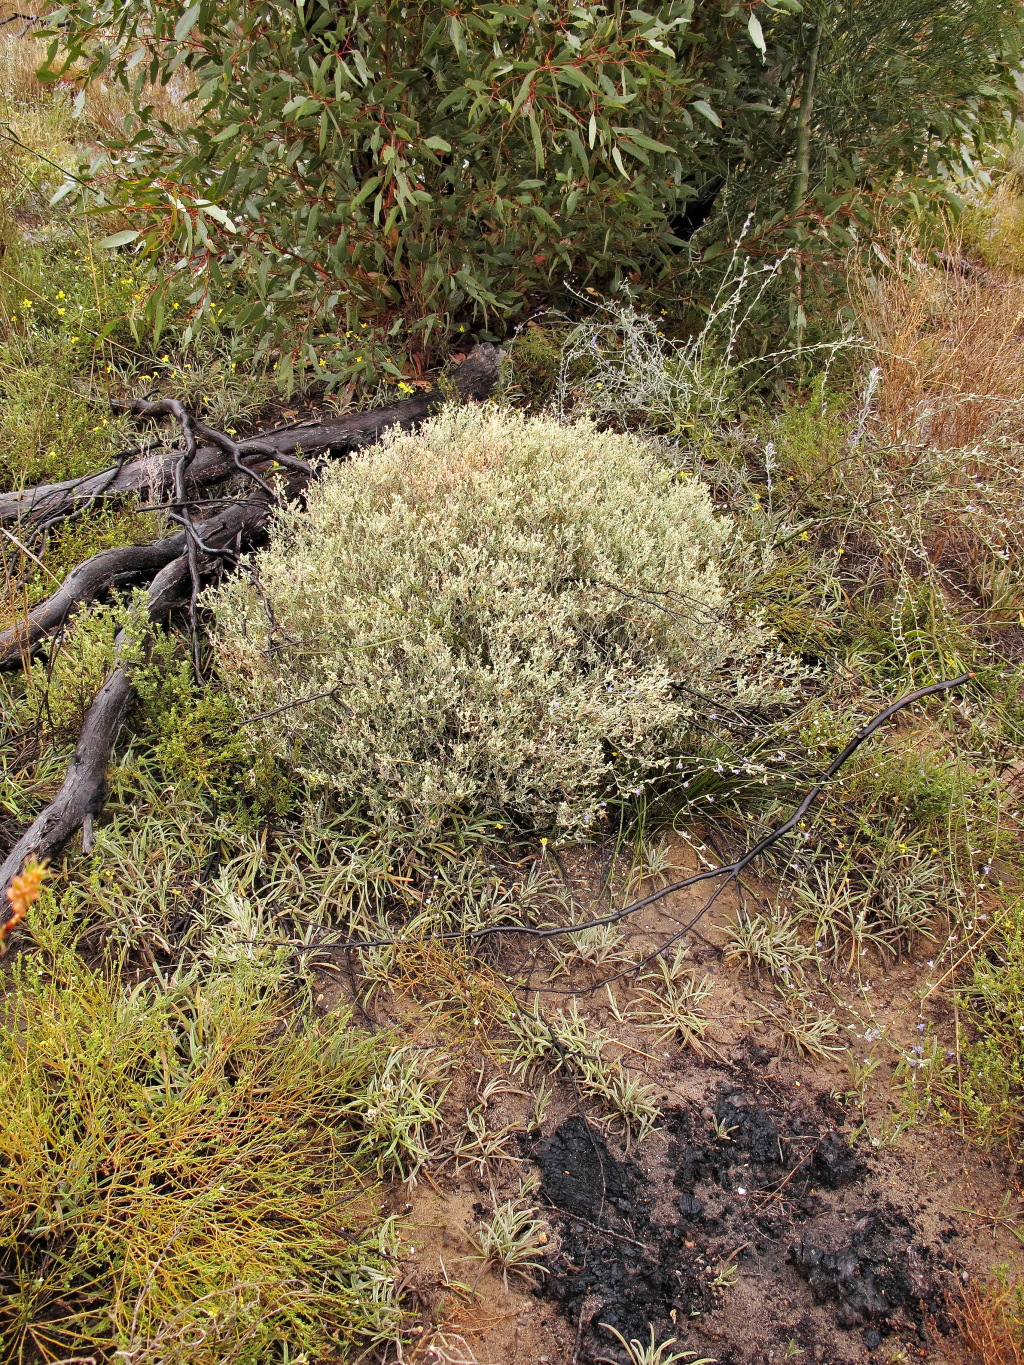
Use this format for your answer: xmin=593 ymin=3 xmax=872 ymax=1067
xmin=210 ymin=405 xmax=794 ymax=836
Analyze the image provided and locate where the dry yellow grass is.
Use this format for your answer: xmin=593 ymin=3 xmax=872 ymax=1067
xmin=850 ymin=229 xmax=1024 ymax=627
xmin=0 ymin=3 xmax=188 ymax=151
xmin=858 ymin=239 xmax=1024 ymax=452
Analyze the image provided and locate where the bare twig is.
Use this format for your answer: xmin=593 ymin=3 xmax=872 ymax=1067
xmin=277 ymin=676 xmax=974 ymax=966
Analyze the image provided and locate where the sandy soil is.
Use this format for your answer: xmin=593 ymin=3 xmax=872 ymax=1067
xmin=325 ymin=836 xmax=1023 ymax=1365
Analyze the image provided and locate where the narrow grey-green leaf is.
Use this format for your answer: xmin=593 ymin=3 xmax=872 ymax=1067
xmin=174 ymin=4 xmax=201 ymax=42
xmin=98 ymin=229 xmax=140 ymax=249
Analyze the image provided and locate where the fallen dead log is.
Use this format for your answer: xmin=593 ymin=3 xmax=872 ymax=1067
xmin=0 ymin=347 xmax=500 ymax=898
xmin=0 ymin=492 xmax=275 ymax=891
xmin=0 ymin=346 xmax=500 ymax=529
xmin=0 ymin=348 xmax=500 ymax=670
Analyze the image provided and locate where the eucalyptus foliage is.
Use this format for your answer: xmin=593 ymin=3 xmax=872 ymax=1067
xmin=41 ymin=0 xmax=1023 ymax=382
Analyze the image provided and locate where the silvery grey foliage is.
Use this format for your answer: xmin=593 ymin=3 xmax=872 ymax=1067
xmin=211 ymin=405 xmax=800 ymax=836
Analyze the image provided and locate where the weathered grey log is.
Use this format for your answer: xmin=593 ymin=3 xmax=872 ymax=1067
xmin=0 ymin=346 xmax=500 ymax=528
xmin=0 ymin=347 xmax=501 ymax=670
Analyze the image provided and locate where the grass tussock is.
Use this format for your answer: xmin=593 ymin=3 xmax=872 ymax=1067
xmin=860 ymin=238 xmax=1024 ymax=450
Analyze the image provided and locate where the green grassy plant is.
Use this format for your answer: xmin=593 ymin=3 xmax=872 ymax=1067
xmin=769 ymin=991 xmax=847 ymax=1061
xmin=924 ymin=902 xmax=1024 ymax=1145
xmin=467 ymin=1192 xmax=549 ymax=1290
xmin=0 ymin=909 xmax=406 ymax=1364
xmin=547 ymin=922 xmax=632 ymax=977
xmin=634 ymin=962 xmax=715 ymax=1053
xmin=597 ymin=1323 xmax=715 ymax=1365
xmin=724 ymin=911 xmax=814 ymax=986
xmin=505 ymin=998 xmax=660 ymax=1139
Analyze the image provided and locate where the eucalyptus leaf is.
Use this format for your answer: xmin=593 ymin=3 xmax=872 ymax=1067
xmin=36 ymin=0 xmax=1024 ymax=388
xmin=97 ymin=230 xmax=141 ymax=249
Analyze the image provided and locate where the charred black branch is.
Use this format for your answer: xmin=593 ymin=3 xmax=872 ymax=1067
xmin=0 ymin=493 xmax=274 ymax=893
xmin=0 ymin=535 xmax=186 ymax=669
xmin=0 ymin=348 xmax=501 ymax=671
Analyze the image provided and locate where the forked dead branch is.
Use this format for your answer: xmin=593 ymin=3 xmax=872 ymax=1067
xmin=0 ymin=346 xmax=500 ymax=894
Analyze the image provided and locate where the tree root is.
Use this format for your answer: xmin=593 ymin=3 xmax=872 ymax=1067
xmin=0 ymin=348 xmax=500 ymax=895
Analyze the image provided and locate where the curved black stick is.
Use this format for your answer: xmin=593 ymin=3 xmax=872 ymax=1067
xmin=278 ymin=674 xmax=976 ymax=963
xmin=0 ymin=534 xmax=186 ymax=669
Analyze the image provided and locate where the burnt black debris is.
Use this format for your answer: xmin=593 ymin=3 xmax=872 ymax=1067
xmin=789 ymin=1208 xmax=933 ymax=1329
xmin=534 ymin=1116 xmax=639 ymax=1223
xmin=531 ymin=1082 xmax=940 ymax=1365
xmin=810 ymin=1130 xmax=863 ymax=1189
xmin=714 ymin=1093 xmax=784 ymax=1166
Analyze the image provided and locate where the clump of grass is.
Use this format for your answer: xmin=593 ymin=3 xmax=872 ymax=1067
xmin=0 ymin=908 xmax=407 ymax=1363
xmin=858 ymin=234 xmax=1024 ymax=450
xmin=769 ymin=991 xmax=847 ymax=1061
xmin=633 ymin=958 xmax=715 ymax=1053
xmin=506 ymin=999 xmax=661 ymax=1139
xmin=548 ymin=921 xmax=632 ymax=977
xmin=724 ymin=911 xmax=813 ymax=985
xmin=788 ymin=847 xmax=942 ymax=969
xmin=467 ymin=1188 xmax=549 ymax=1289
xmin=597 ymin=1323 xmax=716 ymax=1365
xmin=340 ymin=1045 xmax=447 ymax=1182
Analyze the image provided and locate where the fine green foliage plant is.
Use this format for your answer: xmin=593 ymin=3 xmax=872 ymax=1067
xmin=930 ymin=904 xmax=1024 ymax=1145
xmin=0 ymin=912 xmax=405 ymax=1365
xmin=210 ymin=405 xmax=798 ymax=838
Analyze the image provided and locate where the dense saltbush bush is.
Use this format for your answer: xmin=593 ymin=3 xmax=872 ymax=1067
xmin=211 ymin=406 xmax=798 ymax=835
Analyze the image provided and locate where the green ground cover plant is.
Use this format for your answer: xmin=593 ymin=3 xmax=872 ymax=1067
xmin=0 ymin=905 xmax=408 ymax=1365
